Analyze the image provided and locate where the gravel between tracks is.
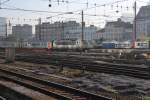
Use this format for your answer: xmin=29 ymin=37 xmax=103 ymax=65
xmin=0 ymin=80 xmax=57 ymax=100
xmin=0 ymin=59 xmax=149 ymax=100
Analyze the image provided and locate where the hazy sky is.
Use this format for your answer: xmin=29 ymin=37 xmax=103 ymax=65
xmin=0 ymin=0 xmax=149 ymax=27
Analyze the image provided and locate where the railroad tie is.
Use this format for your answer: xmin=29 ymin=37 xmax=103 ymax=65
xmin=53 ymin=90 xmax=70 ymax=95
xmin=72 ymin=96 xmax=86 ymax=100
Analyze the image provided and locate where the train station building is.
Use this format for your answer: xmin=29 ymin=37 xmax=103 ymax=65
xmin=96 ymin=18 xmax=133 ymax=41
xmin=136 ymin=5 xmax=150 ymax=40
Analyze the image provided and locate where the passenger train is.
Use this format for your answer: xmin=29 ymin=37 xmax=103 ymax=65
xmin=0 ymin=40 xmax=149 ymax=49
xmin=25 ymin=40 xmax=150 ymax=49
xmin=2 ymin=39 xmax=94 ymax=50
xmin=101 ymin=41 xmax=150 ymax=49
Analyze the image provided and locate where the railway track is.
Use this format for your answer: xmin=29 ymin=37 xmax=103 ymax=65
xmin=0 ymin=82 xmax=33 ymax=100
xmin=49 ymin=52 xmax=149 ymax=65
xmin=0 ymin=51 xmax=150 ymax=79
xmin=0 ymin=49 xmax=149 ymax=65
xmin=0 ymin=62 xmax=142 ymax=100
xmin=0 ymin=68 xmax=112 ymax=100
xmin=0 ymin=96 xmax=6 ymax=100
xmin=14 ymin=51 xmax=150 ymax=66
xmin=15 ymin=54 xmax=150 ymax=80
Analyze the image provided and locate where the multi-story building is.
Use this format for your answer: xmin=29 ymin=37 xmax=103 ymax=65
xmin=94 ymin=29 xmax=105 ymax=40
xmin=12 ymin=24 xmax=32 ymax=40
xmin=63 ymin=21 xmax=97 ymax=41
xmin=0 ymin=17 xmax=6 ymax=37
xmin=136 ymin=5 xmax=150 ymax=40
xmin=35 ymin=21 xmax=97 ymax=42
xmin=120 ymin=13 xmax=133 ymax=23
xmin=84 ymin=25 xmax=97 ymax=40
xmin=63 ymin=21 xmax=80 ymax=40
xmin=35 ymin=22 xmax=63 ymax=41
xmin=104 ymin=18 xmax=133 ymax=41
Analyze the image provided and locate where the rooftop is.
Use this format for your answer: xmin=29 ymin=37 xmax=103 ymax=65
xmin=105 ymin=19 xmax=133 ymax=28
xmin=96 ymin=28 xmax=105 ymax=33
xmin=136 ymin=5 xmax=150 ymax=19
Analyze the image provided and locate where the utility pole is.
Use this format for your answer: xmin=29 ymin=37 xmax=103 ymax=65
xmin=62 ymin=21 xmax=64 ymax=40
xmin=0 ymin=0 xmax=1 ymax=8
xmin=81 ymin=10 xmax=84 ymax=50
xmin=133 ymin=1 xmax=137 ymax=48
xmin=8 ymin=20 xmax=11 ymax=35
xmin=5 ymin=23 xmax=7 ymax=38
xmin=38 ymin=18 xmax=41 ymax=41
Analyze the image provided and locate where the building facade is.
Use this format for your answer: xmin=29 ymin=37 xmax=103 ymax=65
xmin=0 ymin=17 xmax=6 ymax=37
xmin=136 ymin=5 xmax=150 ymax=40
xmin=63 ymin=21 xmax=97 ymax=41
xmin=35 ymin=21 xmax=97 ymax=42
xmin=63 ymin=21 xmax=81 ymax=40
xmin=35 ymin=22 xmax=63 ymax=41
xmin=104 ymin=19 xmax=133 ymax=41
xmin=12 ymin=24 xmax=32 ymax=40
xmin=120 ymin=13 xmax=133 ymax=23
xmin=94 ymin=29 xmax=105 ymax=40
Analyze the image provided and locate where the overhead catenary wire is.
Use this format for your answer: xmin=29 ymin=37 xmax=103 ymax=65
xmin=0 ymin=7 xmax=71 ymax=14
xmin=0 ymin=0 xmax=133 ymax=15
xmin=0 ymin=0 xmax=147 ymax=28
xmin=0 ymin=0 xmax=9 ymax=5
xmin=45 ymin=0 xmax=135 ymax=20
xmin=0 ymin=0 xmax=146 ymax=16
xmin=0 ymin=0 xmax=137 ymax=26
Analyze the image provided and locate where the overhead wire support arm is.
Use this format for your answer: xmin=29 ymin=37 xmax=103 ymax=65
xmin=0 ymin=0 xmax=10 ymax=8
xmin=1 ymin=0 xmax=9 ymax=5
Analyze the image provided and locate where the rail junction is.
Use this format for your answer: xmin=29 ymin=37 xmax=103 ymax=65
xmin=0 ymin=48 xmax=149 ymax=100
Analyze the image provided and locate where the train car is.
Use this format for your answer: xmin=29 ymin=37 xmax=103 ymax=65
xmin=29 ymin=42 xmax=47 ymax=48
xmin=0 ymin=41 xmax=16 ymax=48
xmin=17 ymin=42 xmax=32 ymax=48
xmin=102 ymin=41 xmax=117 ymax=49
xmin=53 ymin=40 xmax=79 ymax=49
xmin=135 ymin=41 xmax=149 ymax=49
xmin=52 ymin=39 xmax=94 ymax=50
xmin=115 ymin=41 xmax=131 ymax=49
xmin=8 ymin=40 xmax=150 ymax=49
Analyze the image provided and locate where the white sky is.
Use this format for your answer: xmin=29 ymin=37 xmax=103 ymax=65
xmin=0 ymin=0 xmax=149 ymax=27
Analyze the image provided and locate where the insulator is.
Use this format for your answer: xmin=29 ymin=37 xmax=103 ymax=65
xmin=126 ymin=6 xmax=129 ymax=10
xmin=49 ymin=4 xmax=52 ymax=7
xmin=111 ymin=5 xmax=113 ymax=9
xmin=121 ymin=6 xmax=122 ymax=9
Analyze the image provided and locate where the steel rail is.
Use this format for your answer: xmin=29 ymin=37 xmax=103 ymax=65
xmin=15 ymin=56 xmax=150 ymax=80
xmin=0 ymin=68 xmax=112 ymax=100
